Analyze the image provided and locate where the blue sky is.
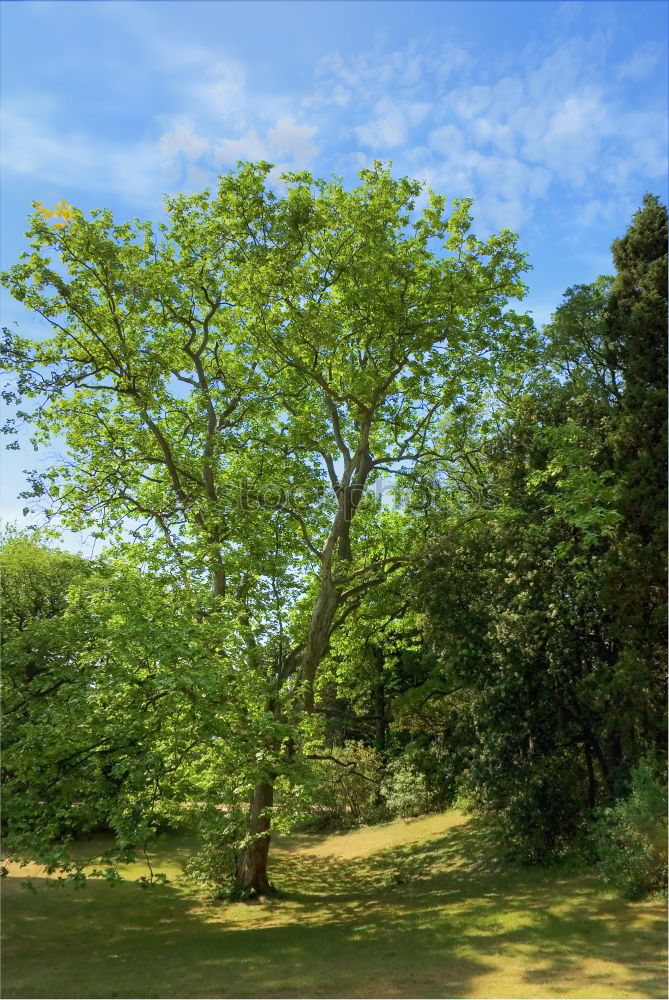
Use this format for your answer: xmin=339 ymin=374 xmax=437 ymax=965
xmin=1 ymin=0 xmax=667 ymax=542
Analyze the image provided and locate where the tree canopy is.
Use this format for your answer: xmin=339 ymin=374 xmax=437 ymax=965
xmin=1 ymin=162 xmax=536 ymax=892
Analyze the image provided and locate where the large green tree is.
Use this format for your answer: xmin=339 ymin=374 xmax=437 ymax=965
xmin=411 ymin=195 xmax=667 ymax=860
xmin=1 ymin=162 xmax=534 ymax=891
xmin=546 ymin=193 xmax=667 ymax=773
xmin=413 ymin=383 xmax=623 ymax=860
xmin=603 ymin=194 xmax=668 ymax=759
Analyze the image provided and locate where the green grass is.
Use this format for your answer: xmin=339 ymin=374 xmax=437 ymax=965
xmin=2 ymin=811 xmax=666 ymax=999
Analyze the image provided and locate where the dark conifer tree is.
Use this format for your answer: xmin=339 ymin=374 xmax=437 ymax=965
xmin=604 ymin=194 xmax=668 ymax=765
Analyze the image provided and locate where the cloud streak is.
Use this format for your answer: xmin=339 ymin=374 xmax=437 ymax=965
xmin=0 ymin=101 xmax=169 ymax=205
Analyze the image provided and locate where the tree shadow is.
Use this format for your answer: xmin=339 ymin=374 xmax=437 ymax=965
xmin=2 ymin=816 xmax=666 ymax=999
xmin=267 ymin=819 xmax=667 ymax=998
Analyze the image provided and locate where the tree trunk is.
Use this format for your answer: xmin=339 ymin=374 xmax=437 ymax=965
xmin=300 ymin=449 xmax=373 ymax=709
xmin=583 ymin=738 xmax=597 ymax=810
xmin=235 ymin=781 xmax=274 ymax=895
xmin=371 ymin=643 xmax=387 ymax=757
xmin=301 ymin=575 xmax=339 ymax=711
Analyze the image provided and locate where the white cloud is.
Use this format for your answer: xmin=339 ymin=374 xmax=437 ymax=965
xmin=316 ymin=51 xmax=361 ymax=91
xmin=267 ymin=116 xmax=319 ymax=167
xmin=574 ymin=198 xmax=620 ymax=230
xmin=409 ymin=144 xmax=551 ymax=231
xmin=354 ymin=97 xmax=432 ymax=153
xmin=479 ymin=157 xmax=551 ymax=202
xmin=183 ymin=164 xmax=212 ymax=192
xmin=474 ymin=158 xmax=552 ymax=229
xmin=160 ymin=118 xmax=208 ymax=160
xmin=214 ymin=116 xmax=319 ymax=171
xmin=3 ymin=9 xmax=664 ymax=233
xmin=622 ymin=111 xmax=668 ymax=178
xmin=600 ymin=110 xmax=668 ymax=188
xmin=471 ymin=118 xmax=516 ymax=156
xmin=303 ymin=82 xmax=351 ymax=109
xmin=616 ymin=41 xmax=662 ymax=81
xmin=355 ymin=112 xmax=406 ymax=151
xmin=310 ymin=43 xmax=468 ymax=109
xmin=448 ymin=85 xmax=491 ymax=119
xmin=399 ymin=54 xmax=423 ymax=88
xmin=215 ymin=129 xmax=268 ymax=166
xmin=550 ymin=2 xmax=587 ymax=32
xmin=407 ymin=102 xmax=431 ymax=126
xmin=521 ymin=90 xmax=610 ymax=186
xmin=435 ymin=43 xmax=472 ymax=80
xmin=191 ymin=60 xmax=247 ymax=121
xmin=428 ymin=124 xmax=467 ymax=157
xmin=320 ymin=36 xmax=637 ymax=229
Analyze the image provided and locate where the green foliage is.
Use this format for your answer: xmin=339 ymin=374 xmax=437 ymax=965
xmin=5 ymin=166 xmax=662 ymax=897
xmin=595 ymin=756 xmax=668 ymax=899
xmin=309 ymin=742 xmax=385 ymax=829
xmin=416 ymin=488 xmax=616 ymax=862
xmin=603 ymin=195 xmax=668 ymax=758
xmin=412 ymin=196 xmax=667 ymax=865
xmin=1 ymin=537 xmax=290 ymax=876
xmin=464 ymin=740 xmax=590 ymax=864
xmin=185 ymin=814 xmax=245 ymax=900
xmin=381 ymin=749 xmax=435 ymax=819
xmin=2 ymin=538 xmax=112 ymax=850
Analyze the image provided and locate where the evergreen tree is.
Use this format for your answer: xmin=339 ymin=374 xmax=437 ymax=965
xmin=604 ymin=194 xmax=668 ymax=766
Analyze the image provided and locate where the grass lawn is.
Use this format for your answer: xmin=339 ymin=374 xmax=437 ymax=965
xmin=2 ymin=810 xmax=666 ymax=999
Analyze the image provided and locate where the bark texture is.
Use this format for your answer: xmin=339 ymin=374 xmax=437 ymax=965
xmin=235 ymin=781 xmax=274 ymax=894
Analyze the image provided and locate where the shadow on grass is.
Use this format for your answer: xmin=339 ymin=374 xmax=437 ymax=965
xmin=269 ymin=820 xmax=666 ymax=998
xmin=2 ymin=816 xmax=666 ymax=999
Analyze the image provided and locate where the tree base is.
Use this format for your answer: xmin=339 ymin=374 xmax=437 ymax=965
xmin=226 ymin=882 xmax=278 ymax=903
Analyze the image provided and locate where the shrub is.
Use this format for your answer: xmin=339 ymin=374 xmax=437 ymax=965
xmin=463 ymin=740 xmax=588 ymax=864
xmin=310 ymin=742 xmax=385 ymax=829
xmin=382 ymin=750 xmax=436 ymax=818
xmin=185 ymin=813 xmax=244 ymax=899
xmin=595 ymin=755 xmax=668 ymax=899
